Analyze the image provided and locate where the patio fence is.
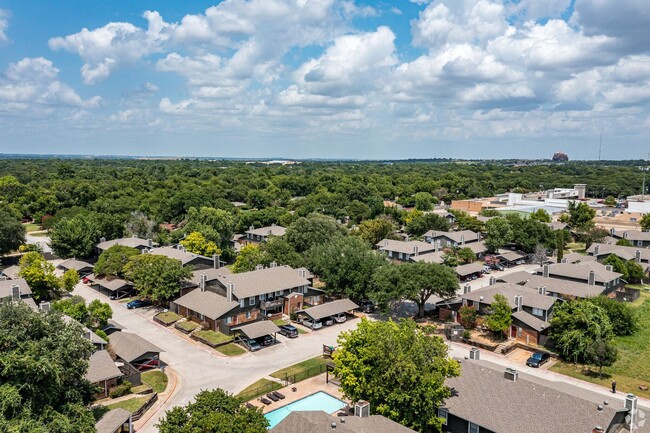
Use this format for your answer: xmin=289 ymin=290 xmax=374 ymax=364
xmin=238 ymin=381 xmax=282 ymax=401
xmin=281 ymin=364 xmax=328 ymax=386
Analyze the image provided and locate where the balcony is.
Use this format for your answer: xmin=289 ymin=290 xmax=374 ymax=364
xmin=261 ymin=299 xmax=283 ymax=310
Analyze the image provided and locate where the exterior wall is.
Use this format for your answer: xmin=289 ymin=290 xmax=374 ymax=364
xmin=284 ymin=294 xmax=304 ymax=315
xmin=510 ymin=322 xmax=540 ymax=345
xmin=94 ymin=377 xmax=119 ymax=398
xmin=442 ymin=413 xmax=496 ymax=433
xmin=439 ymin=307 xmax=454 ymax=321
xmin=451 ymin=200 xmax=484 ymax=213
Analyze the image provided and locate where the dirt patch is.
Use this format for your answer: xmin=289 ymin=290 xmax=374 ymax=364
xmin=505 ymin=348 xmax=533 ymax=363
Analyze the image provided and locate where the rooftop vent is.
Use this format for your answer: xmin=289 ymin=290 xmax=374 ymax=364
xmin=597 ymin=405 xmax=603 ymax=412
xmin=11 ymin=284 xmax=20 ymax=301
xmin=504 ymin=368 xmax=518 ymax=381
xmin=331 ymin=422 xmax=336 ymax=429
xmin=354 ymin=401 xmax=370 ymax=418
xmin=592 ymin=427 xmax=604 ymax=433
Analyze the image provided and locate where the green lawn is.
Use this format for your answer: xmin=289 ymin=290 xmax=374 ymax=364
xmin=23 ymin=222 xmax=42 ymax=232
xmin=142 ymin=370 xmax=168 ymax=393
xmin=176 ymin=320 xmax=200 ymax=332
xmin=270 ymin=356 xmax=329 ymax=381
xmin=550 ymin=290 xmax=650 ymax=397
xmin=273 ymin=319 xmax=307 ymax=334
xmin=194 ymin=330 xmax=232 ymax=345
xmin=216 ymin=343 xmax=246 ymax=356
xmin=566 ymin=242 xmax=586 ymax=254
xmin=236 ymin=378 xmax=282 ymax=401
xmin=155 ymin=311 xmax=181 ymax=325
xmin=106 ymin=396 xmax=148 ymax=412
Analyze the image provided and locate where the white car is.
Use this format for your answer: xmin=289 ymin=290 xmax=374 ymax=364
xmin=333 ymin=313 xmax=346 ymax=323
xmin=302 ymin=318 xmax=323 ymax=329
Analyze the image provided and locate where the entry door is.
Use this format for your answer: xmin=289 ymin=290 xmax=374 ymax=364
xmin=510 ymin=325 xmax=517 ymax=339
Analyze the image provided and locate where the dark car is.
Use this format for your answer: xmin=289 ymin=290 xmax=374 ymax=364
xmin=491 ymin=263 xmax=505 ymax=271
xmin=279 ymin=324 xmax=299 ymax=338
xmin=126 ymin=299 xmax=151 ymax=309
xmin=358 ymin=300 xmax=375 ymax=313
xmin=245 ymin=339 xmax=261 ymax=352
xmin=526 ymin=351 xmax=551 ymax=368
xmin=258 ymin=335 xmax=275 ymax=346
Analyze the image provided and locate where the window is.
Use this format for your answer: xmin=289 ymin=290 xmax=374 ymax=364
xmin=260 ymin=293 xmax=266 ymax=301
xmin=225 ymin=316 xmax=232 ymax=324
xmin=532 ymin=307 xmax=544 ymax=317
xmin=240 ymin=299 xmax=245 ymax=308
xmin=468 ymin=422 xmax=480 ymax=433
xmin=303 ymin=285 xmax=308 ymax=294
xmin=517 ymin=327 xmax=522 ymax=338
xmin=275 ymin=290 xmax=283 ymax=296
xmin=249 ymin=296 xmax=255 ymax=306
xmin=438 ymin=408 xmax=448 ymax=426
xmin=246 ymin=311 xmax=252 ymax=319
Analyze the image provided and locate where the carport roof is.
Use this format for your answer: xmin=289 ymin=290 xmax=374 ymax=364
xmin=86 ymin=350 xmax=122 ymax=383
xmin=109 ymin=332 xmax=163 ymax=363
xmin=297 ymin=299 xmax=359 ymax=321
xmin=58 ymin=259 xmax=93 ymax=272
xmin=455 ymin=262 xmax=484 ymax=277
xmin=95 ymin=408 xmax=131 ymax=433
xmin=233 ymin=320 xmax=281 ymax=340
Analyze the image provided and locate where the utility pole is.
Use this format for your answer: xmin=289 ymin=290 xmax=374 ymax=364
xmin=639 ymin=167 xmax=649 ymax=200
xmin=598 ymin=132 xmax=602 ymax=161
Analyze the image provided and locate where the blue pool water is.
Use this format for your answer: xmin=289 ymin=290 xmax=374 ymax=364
xmin=265 ymin=391 xmax=347 ymax=429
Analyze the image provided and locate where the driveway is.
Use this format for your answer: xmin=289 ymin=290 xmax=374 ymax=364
xmin=72 ymin=283 xmax=358 ymax=433
xmin=26 ymin=233 xmax=52 ymax=253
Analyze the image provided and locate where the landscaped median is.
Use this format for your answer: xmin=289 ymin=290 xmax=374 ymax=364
xmin=236 ymin=378 xmax=282 ymax=401
xmin=191 ymin=330 xmax=247 ymax=356
xmin=175 ymin=320 xmax=200 ymax=334
xmin=154 ymin=311 xmax=182 ymax=326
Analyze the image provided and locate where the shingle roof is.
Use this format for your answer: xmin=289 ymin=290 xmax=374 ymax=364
xmin=190 ymin=267 xmax=232 ymax=286
xmin=611 ymin=229 xmax=650 ymax=242
xmin=217 ymin=265 xmax=311 ymax=299
xmin=298 ymin=299 xmax=359 ymax=321
xmin=462 ymin=283 xmax=556 ymax=310
xmin=0 ymin=278 xmax=32 ymax=296
xmin=545 ymin=221 xmax=569 ymax=231
xmin=375 ymin=239 xmax=436 ymax=255
xmin=89 ymin=275 xmax=132 ymax=292
xmin=270 ymin=411 xmax=416 ymax=433
xmin=96 ymin=237 xmax=153 ymax=251
xmin=587 ymin=242 xmax=650 ymax=262
xmin=108 ymin=332 xmax=163 ymax=363
xmin=538 ymin=261 xmax=622 ymax=284
xmin=0 ymin=265 xmax=20 ymax=279
xmin=443 ymin=359 xmax=628 ymax=433
xmin=497 ymin=249 xmax=527 ymax=262
xmin=561 ymin=252 xmax=597 ymax=264
xmin=512 ymin=310 xmax=549 ymax=332
xmin=410 ymin=251 xmax=445 ymax=264
xmin=85 ymin=350 xmax=122 ymax=383
xmin=149 ymin=247 xmax=211 ymax=266
xmin=424 ymin=230 xmax=480 ymax=244
xmin=95 ymin=408 xmax=131 ymax=433
xmin=464 ymin=241 xmax=487 ymax=255
xmin=232 ymin=320 xmax=281 ymax=339
xmin=174 ymin=289 xmax=238 ymax=320
xmin=455 ymin=262 xmax=484 ymax=277
xmin=499 ymin=272 xmax=605 ymax=299
xmin=57 ymin=259 xmax=94 ymax=272
xmin=246 ymin=225 xmax=286 ymax=237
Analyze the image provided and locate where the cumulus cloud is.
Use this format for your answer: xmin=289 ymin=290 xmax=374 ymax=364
xmin=0 ymin=9 xmax=9 ymax=42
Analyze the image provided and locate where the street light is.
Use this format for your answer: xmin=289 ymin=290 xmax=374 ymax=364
xmin=639 ymin=167 xmax=650 ymax=200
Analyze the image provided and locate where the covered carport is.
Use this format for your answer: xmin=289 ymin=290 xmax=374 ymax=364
xmin=88 ymin=275 xmax=135 ymax=300
xmin=232 ymin=320 xmax=281 ymax=346
xmin=455 ymin=262 xmax=484 ymax=281
xmin=296 ymin=299 xmax=359 ymax=324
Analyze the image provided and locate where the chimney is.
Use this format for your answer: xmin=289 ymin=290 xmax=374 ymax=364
xmin=213 ymin=254 xmax=220 ymax=269
xmin=200 ymin=274 xmax=206 ymax=292
xmin=594 ymin=245 xmax=599 ymax=256
xmin=588 ymin=271 xmax=596 ymax=286
xmin=270 ymin=261 xmax=277 ymax=268
xmin=477 ymin=232 xmax=482 ymax=242
xmin=635 ymin=250 xmax=641 ymax=263
xmin=514 ymin=294 xmax=523 ymax=312
xmin=354 ymin=401 xmax=370 ymax=418
xmin=624 ymin=232 xmax=629 ymax=239
xmin=39 ymin=302 xmax=50 ymax=312
xmin=561 ymin=258 xmax=568 ymax=263
xmin=255 ymin=264 xmax=264 ymax=271
xmin=100 ymin=237 xmax=106 ymax=243
xmin=227 ymin=282 xmax=234 ymax=302
xmin=249 ymin=225 xmax=254 ymax=232
xmin=384 ymin=240 xmax=388 ymax=247
xmin=11 ymin=284 xmax=20 ymax=301
xmin=463 ymin=285 xmax=471 ymax=294
xmin=460 ymin=235 xmax=465 ymax=246
xmin=504 ymin=367 xmax=518 ymax=381
xmin=605 ymin=265 xmax=613 ymax=272
xmin=147 ymin=238 xmax=153 ymax=248
xmin=489 ymin=276 xmax=496 ymax=285
xmin=543 ymin=264 xmax=549 ymax=278
xmin=610 ymin=227 xmax=615 ymax=236
xmin=625 ymin=393 xmax=638 ymax=412
xmin=414 ymin=245 xmax=419 ymax=256
xmin=83 ymin=330 xmax=92 ymax=341
xmin=299 ymin=269 xmax=306 ymax=278
xmin=538 ymin=285 xmax=546 ymax=296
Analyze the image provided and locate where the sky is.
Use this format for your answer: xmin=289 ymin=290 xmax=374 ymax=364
xmin=0 ymin=0 xmax=649 ymax=160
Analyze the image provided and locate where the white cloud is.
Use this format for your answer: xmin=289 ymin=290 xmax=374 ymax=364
xmin=0 ymin=9 xmax=9 ymax=43
xmin=506 ymin=0 xmax=572 ymax=21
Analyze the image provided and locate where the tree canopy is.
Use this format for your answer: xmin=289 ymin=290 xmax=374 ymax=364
xmin=123 ymin=254 xmax=192 ymax=301
xmin=94 ymin=244 xmax=141 ymax=277
xmin=333 ymin=318 xmax=460 ymax=433
xmin=18 ymin=252 xmax=62 ymax=300
xmin=180 ymin=231 xmax=221 ymax=256
xmin=285 ymin=213 xmax=346 ymax=253
xmin=567 ymin=200 xmax=596 ymax=231
xmin=0 ymin=208 xmax=25 ymax=255
xmin=484 ymin=294 xmax=512 ymax=335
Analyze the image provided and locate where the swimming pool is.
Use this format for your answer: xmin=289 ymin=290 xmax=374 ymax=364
xmin=265 ymin=391 xmax=347 ymax=429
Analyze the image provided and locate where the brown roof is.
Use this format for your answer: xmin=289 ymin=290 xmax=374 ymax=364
xmin=246 ymin=225 xmax=286 ymax=237
xmin=85 ymin=350 xmax=122 ymax=383
xmin=108 ymin=332 xmax=163 ymax=363
xmin=174 ymin=289 xmax=238 ymax=320
xmin=443 ymin=359 xmax=629 ymax=433
xmin=217 ymin=265 xmax=311 ymax=299
xmin=376 ymin=239 xmax=436 ymax=255
xmin=149 ymin=247 xmax=211 ymax=266
xmin=455 ymin=262 xmax=484 ymax=276
xmin=464 ymin=241 xmax=487 ymax=255
xmin=424 ymin=230 xmax=480 ymax=244
xmin=95 ymin=408 xmax=131 ymax=433
xmin=410 ymin=251 xmax=445 ymax=264
xmin=297 ymin=299 xmax=359 ymax=321
xmin=57 ymin=259 xmax=94 ymax=272
xmin=232 ymin=320 xmax=281 ymax=339
xmin=270 ymin=411 xmax=416 ymax=433
xmin=462 ymin=283 xmax=556 ymax=310
xmin=0 ymin=278 xmax=32 ymax=296
xmin=96 ymin=237 xmax=153 ymax=251
xmin=512 ymin=310 xmax=549 ymax=332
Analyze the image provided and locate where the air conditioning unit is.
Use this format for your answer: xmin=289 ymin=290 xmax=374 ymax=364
xmin=504 ymin=368 xmax=518 ymax=381
xmin=469 ymin=348 xmax=480 ymax=360
xmin=354 ymin=401 xmax=370 ymax=418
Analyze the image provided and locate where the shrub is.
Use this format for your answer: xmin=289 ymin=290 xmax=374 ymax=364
xmin=458 ymin=305 xmax=478 ymax=329
xmin=421 ymin=324 xmax=437 ymax=335
xmin=109 ymin=381 xmax=132 ymax=398
xmin=463 ymin=329 xmax=471 ymax=339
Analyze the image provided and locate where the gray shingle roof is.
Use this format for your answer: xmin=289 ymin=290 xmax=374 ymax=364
xmin=232 ymin=320 xmax=281 ymax=339
xmin=298 ymin=299 xmax=359 ymax=321
xmin=512 ymin=310 xmax=549 ymax=332
xmin=410 ymin=251 xmax=445 ymax=264
xmin=89 ymin=275 xmax=132 ymax=292
xmin=587 ymin=242 xmax=650 ymax=262
xmin=85 ymin=350 xmax=122 ymax=383
xmin=538 ymin=261 xmax=622 ymax=284
xmin=443 ymin=359 xmax=628 ymax=433
xmin=246 ymin=225 xmax=286 ymax=237
xmin=190 ymin=267 xmax=232 ymax=286
xmin=462 ymin=283 xmax=556 ymax=310
xmin=0 ymin=265 xmax=20 ymax=279
xmin=149 ymin=247 xmax=210 ymax=266
xmin=95 ymin=408 xmax=131 ymax=433
xmin=108 ymin=332 xmax=163 ymax=363
xmin=497 ymin=249 xmax=527 ymax=262
xmin=376 ymin=239 xmax=436 ymax=255
xmin=611 ymin=229 xmax=650 ymax=242
xmin=96 ymin=237 xmax=153 ymax=251
xmin=0 ymin=278 xmax=32 ymax=296
xmin=270 ymin=411 xmax=416 ymax=433
xmin=455 ymin=262 xmax=484 ymax=276
xmin=57 ymin=259 xmax=94 ymax=273
xmin=424 ymin=230 xmax=480 ymax=244
xmin=217 ymin=265 xmax=311 ymax=299
xmin=499 ymin=272 xmax=605 ymax=298
xmin=174 ymin=289 xmax=238 ymax=320
xmin=561 ymin=252 xmax=597 ymax=264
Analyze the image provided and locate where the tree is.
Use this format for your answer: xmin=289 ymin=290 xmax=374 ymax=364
xmin=356 ymin=218 xmax=397 ymax=246
xmin=406 ymin=213 xmax=450 ymax=237
xmin=259 ymin=236 xmax=305 ymax=269
xmin=123 ymin=254 xmax=192 ymax=301
xmin=604 ymin=254 xmax=629 ymax=280
xmin=531 ymin=244 xmax=548 ymax=267
xmin=180 ymin=231 xmax=221 ymax=256
xmin=156 ymin=388 xmax=268 ymax=433
xmin=640 ymin=213 xmax=650 ymax=231
xmin=529 ymin=208 xmax=551 ymax=222
xmin=584 ymin=339 xmax=618 ymax=378
xmin=626 ymin=259 xmax=646 ymax=284
xmin=582 ymin=227 xmax=609 ymax=248
xmin=52 ymin=296 xmax=112 ymax=330
xmin=49 ymin=212 xmax=124 ymax=259
xmin=184 ymin=206 xmax=236 ymax=247
xmin=231 ymin=244 xmax=271 ymax=273
xmin=333 ymin=319 xmax=460 ymax=433
xmin=61 ymin=269 xmax=80 ymax=292
xmin=603 ymin=196 xmax=617 ymax=207
xmin=567 ymin=200 xmax=596 ymax=231
xmin=458 ymin=305 xmax=478 ymax=329
xmin=616 ymin=238 xmax=633 ymax=247
xmin=18 ymin=252 xmax=61 ymax=300
xmin=308 ymin=236 xmax=386 ymax=300
xmin=414 ymin=192 xmax=434 ymax=211
xmin=588 ymin=296 xmax=638 ymax=336
xmin=87 ymin=299 xmax=113 ymax=328
xmin=556 ymin=231 xmax=565 ymax=263
xmin=441 ymin=251 xmax=459 ymax=267
xmin=484 ymin=218 xmax=512 ymax=252
xmin=372 ymin=262 xmax=458 ymax=318
xmin=0 ymin=301 xmax=96 ymax=431
xmin=286 ymin=213 xmax=346 ymax=253
xmin=0 ymin=208 xmax=26 ymax=255
xmin=94 ymin=244 xmax=141 ymax=277
xmin=549 ymin=299 xmax=613 ymax=363
xmin=484 ymin=294 xmax=512 ymax=336
xmin=456 ymin=247 xmax=477 ymax=264
xmin=125 ymin=211 xmax=156 ymax=239
xmin=449 ymin=210 xmax=484 ymax=232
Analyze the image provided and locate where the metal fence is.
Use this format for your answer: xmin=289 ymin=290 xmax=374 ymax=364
xmin=238 ymin=381 xmax=281 ymax=402
xmin=281 ymin=364 xmax=328 ymax=386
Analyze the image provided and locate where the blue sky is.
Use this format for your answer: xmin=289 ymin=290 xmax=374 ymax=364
xmin=0 ymin=0 xmax=649 ymax=159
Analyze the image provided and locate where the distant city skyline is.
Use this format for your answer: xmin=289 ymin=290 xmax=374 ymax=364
xmin=0 ymin=0 xmax=649 ymax=159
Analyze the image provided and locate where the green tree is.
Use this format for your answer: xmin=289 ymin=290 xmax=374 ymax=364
xmin=588 ymin=296 xmax=638 ymax=336
xmin=584 ymin=339 xmax=618 ymax=378
xmin=529 ymin=208 xmax=551 ymax=222
xmin=549 ymin=299 xmax=613 ymax=363
xmin=123 ymin=254 xmax=192 ymax=301
xmin=308 ymin=236 xmax=386 ymax=300
xmin=0 ymin=208 xmax=26 ymax=255
xmin=61 ymin=269 xmax=80 ymax=293
xmin=184 ymin=206 xmax=236 ymax=246
xmin=94 ymin=244 xmax=141 ymax=277
xmin=414 ymin=192 xmax=434 ymax=211
xmin=484 ymin=218 xmax=512 ymax=252
xmin=640 ymin=213 xmax=650 ymax=231
xmin=456 ymin=247 xmax=476 ymax=264
xmin=567 ymin=200 xmax=596 ymax=231
xmin=616 ymin=238 xmax=633 ymax=247
xmin=372 ymin=262 xmax=458 ymax=318
xmin=484 ymin=294 xmax=512 ymax=336
xmin=181 ymin=231 xmax=221 ymax=256
xmin=333 ymin=319 xmax=460 ymax=433
xmin=441 ymin=252 xmax=459 ymax=267
xmin=18 ymin=252 xmax=61 ymax=300
xmin=458 ymin=305 xmax=478 ymax=329
xmin=406 ymin=213 xmax=450 ymax=237
xmin=87 ymin=299 xmax=113 ymax=328
xmin=356 ymin=218 xmax=397 ymax=246
xmin=231 ymin=244 xmax=271 ymax=273
xmin=0 ymin=301 xmax=96 ymax=431
xmin=583 ymin=227 xmax=609 ymax=248
xmin=603 ymin=254 xmax=629 ymax=280
xmin=556 ymin=230 xmax=565 ymax=263
xmin=259 ymin=236 xmax=305 ymax=269
xmin=125 ymin=211 xmax=156 ymax=239
xmin=156 ymin=388 xmax=268 ymax=433
xmin=50 ymin=212 xmax=124 ymax=259
xmin=286 ymin=213 xmax=346 ymax=253
xmin=52 ymin=296 xmax=89 ymax=323
xmin=603 ymin=196 xmax=617 ymax=207
xmin=626 ymin=259 xmax=646 ymax=284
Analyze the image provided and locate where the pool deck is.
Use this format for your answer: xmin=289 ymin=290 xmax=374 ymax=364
xmin=248 ymin=373 xmax=346 ymax=414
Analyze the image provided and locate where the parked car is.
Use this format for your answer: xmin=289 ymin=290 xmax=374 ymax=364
xmin=358 ymin=300 xmax=375 ymax=313
xmin=133 ymin=358 xmax=159 ymax=371
xmin=244 ymin=339 xmax=261 ymax=351
xmin=126 ymin=299 xmax=151 ymax=309
xmin=333 ymin=313 xmax=346 ymax=323
xmin=258 ymin=335 xmax=275 ymax=346
xmin=322 ymin=317 xmax=334 ymax=326
xmin=302 ymin=318 xmax=323 ymax=330
xmin=82 ymin=276 xmax=91 ymax=284
xmin=526 ymin=351 xmax=551 ymax=368
xmin=279 ymin=324 xmax=299 ymax=338
xmin=491 ymin=263 xmax=505 ymax=271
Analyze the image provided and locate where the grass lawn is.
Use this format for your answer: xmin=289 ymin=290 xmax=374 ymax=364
xmin=550 ymin=290 xmax=650 ymax=398
xmin=216 ymin=343 xmax=246 ymax=356
xmin=142 ymin=370 xmax=168 ymax=393
xmin=566 ymin=242 xmax=586 ymax=254
xmin=130 ymin=384 xmax=150 ymax=394
xmin=236 ymin=378 xmax=282 ymax=401
xmin=23 ymin=222 xmax=42 ymax=232
xmin=105 ymin=396 xmax=148 ymax=413
xmin=29 ymin=232 xmax=49 ymax=237
xmin=194 ymin=330 xmax=232 ymax=345
xmin=176 ymin=320 xmax=200 ymax=332
xmin=270 ymin=356 xmax=329 ymax=381
xmin=155 ymin=311 xmax=181 ymax=325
